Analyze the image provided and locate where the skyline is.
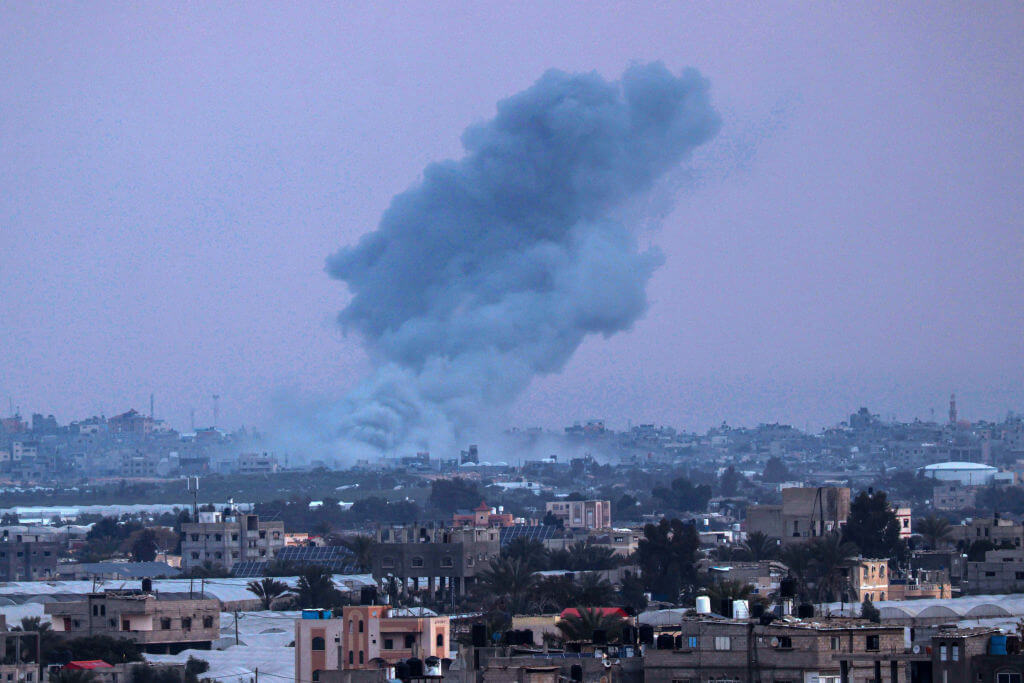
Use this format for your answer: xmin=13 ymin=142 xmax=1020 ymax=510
xmin=2 ymin=4 xmax=1022 ymax=437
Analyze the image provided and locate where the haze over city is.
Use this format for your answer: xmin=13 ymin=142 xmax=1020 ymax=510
xmin=2 ymin=4 xmax=1022 ymax=440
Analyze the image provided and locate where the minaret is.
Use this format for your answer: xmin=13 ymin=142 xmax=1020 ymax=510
xmin=949 ymin=393 xmax=957 ymax=426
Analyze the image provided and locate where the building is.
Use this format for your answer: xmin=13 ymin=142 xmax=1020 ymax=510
xmin=452 ymin=502 xmax=515 ymax=528
xmin=0 ymin=615 xmax=41 ymax=683
xmin=895 ymin=506 xmax=912 ymax=539
xmin=45 ymin=586 xmax=220 ymax=654
xmin=544 ymin=500 xmax=611 ymax=530
xmin=237 ymin=452 xmax=279 ymax=475
xmin=0 ymin=526 xmax=62 ymax=580
xmin=180 ymin=509 xmax=285 ymax=573
xmin=370 ymin=525 xmax=501 ymax=598
xmin=840 ymin=558 xmax=950 ymax=603
xmin=643 ymin=616 xmax=908 ymax=683
xmin=953 ymin=516 xmax=1024 ymax=548
xmin=967 ymin=548 xmax=1024 ymax=593
xmin=746 ymin=486 xmax=851 ymax=544
xmin=933 ymin=484 xmax=979 ymax=511
xmin=294 ymin=607 xmax=449 ymax=683
xmin=920 ymin=461 xmax=999 ymax=486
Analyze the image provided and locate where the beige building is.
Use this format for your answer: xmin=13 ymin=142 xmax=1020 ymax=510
xmin=45 ymin=587 xmax=220 ymax=654
xmin=544 ymin=500 xmax=611 ymax=530
xmin=180 ymin=509 xmax=285 ymax=572
xmin=952 ymin=516 xmax=1024 ymax=548
xmin=294 ymin=607 xmax=449 ymax=683
xmin=746 ymin=486 xmax=851 ymax=544
xmin=643 ymin=616 xmax=907 ymax=683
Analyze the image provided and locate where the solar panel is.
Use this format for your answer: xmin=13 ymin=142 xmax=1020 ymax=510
xmin=500 ymin=525 xmax=558 ymax=546
xmin=230 ymin=546 xmax=361 ymax=578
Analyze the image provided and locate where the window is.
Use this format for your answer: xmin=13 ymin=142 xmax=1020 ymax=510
xmin=687 ymin=636 xmax=698 ymax=648
xmin=215 ymin=534 xmax=222 ymax=541
xmin=359 ymin=620 xmax=364 ymax=633
xmin=939 ymin=645 xmax=947 ymax=661
xmin=441 ymin=556 xmax=453 ymax=568
xmin=359 ymin=651 xmax=364 ymax=664
xmin=405 ymin=634 xmax=416 ymax=648
xmin=231 ymin=533 xmax=239 ymax=541
xmin=952 ymin=645 xmax=959 ymax=661
xmin=311 ymin=672 xmax=320 ymax=683
xmin=259 ymin=531 xmax=266 ymax=539
xmin=191 ymin=552 xmax=200 ymax=560
xmin=182 ymin=617 xmax=192 ymax=630
xmin=100 ymin=605 xmax=105 ymax=616
xmin=203 ymin=616 xmax=214 ymax=628
xmin=161 ymin=618 xmax=171 ymax=630
xmin=830 ymin=636 xmax=841 ymax=651
xmin=348 ymin=651 xmax=353 ymax=665
xmin=92 ymin=605 xmax=98 ymax=616
xmin=997 ymin=674 xmax=1022 ymax=683
xmin=437 ymin=634 xmax=444 ymax=648
xmin=987 ymin=571 xmax=997 ymax=577
xmin=866 ymin=635 xmax=880 ymax=651
xmin=714 ymin=636 xmax=731 ymax=651
xmin=382 ymin=557 xmax=395 ymax=569
xmin=383 ymin=639 xmax=394 ymax=650
xmin=777 ymin=636 xmax=792 ymax=649
xmin=191 ymin=534 xmax=199 ymax=542
xmin=312 ymin=637 xmax=325 ymax=651
xmin=412 ymin=556 xmax=424 ymax=568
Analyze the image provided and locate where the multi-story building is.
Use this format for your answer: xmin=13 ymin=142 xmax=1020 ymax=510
xmin=840 ymin=558 xmax=950 ymax=602
xmin=953 ymin=516 xmax=1024 ymax=549
xmin=45 ymin=586 xmax=220 ymax=654
xmin=746 ymin=486 xmax=851 ymax=544
xmin=544 ymin=500 xmax=611 ymax=530
xmin=294 ymin=607 xmax=449 ymax=683
xmin=0 ymin=526 xmax=62 ymax=580
xmin=237 ymin=452 xmax=279 ymax=475
xmin=370 ymin=525 xmax=501 ymax=598
xmin=967 ymin=548 xmax=1024 ymax=593
xmin=643 ymin=616 xmax=907 ymax=683
xmin=180 ymin=509 xmax=285 ymax=573
xmin=933 ymin=484 xmax=979 ymax=511
xmin=0 ymin=615 xmax=41 ymax=683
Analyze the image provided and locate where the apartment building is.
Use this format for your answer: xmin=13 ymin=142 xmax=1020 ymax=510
xmin=953 ymin=516 xmax=1024 ymax=548
xmin=746 ymin=486 xmax=851 ymax=544
xmin=643 ymin=616 xmax=907 ymax=683
xmin=180 ymin=509 xmax=285 ymax=572
xmin=294 ymin=607 xmax=449 ymax=683
xmin=45 ymin=587 xmax=220 ymax=654
xmin=967 ymin=548 xmax=1024 ymax=593
xmin=933 ymin=484 xmax=979 ymax=511
xmin=841 ymin=558 xmax=950 ymax=602
xmin=544 ymin=500 xmax=611 ymax=530
xmin=0 ymin=526 xmax=62 ymax=580
xmin=370 ymin=525 xmax=500 ymax=598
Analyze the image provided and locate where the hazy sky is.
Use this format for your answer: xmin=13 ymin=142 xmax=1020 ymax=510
xmin=2 ymin=3 xmax=1022 ymax=434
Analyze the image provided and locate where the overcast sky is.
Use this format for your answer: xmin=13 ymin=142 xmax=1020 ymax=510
xmin=1 ymin=3 xmax=1022 ymax=434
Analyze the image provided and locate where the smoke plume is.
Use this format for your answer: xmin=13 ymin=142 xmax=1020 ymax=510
xmin=318 ymin=62 xmax=720 ymax=460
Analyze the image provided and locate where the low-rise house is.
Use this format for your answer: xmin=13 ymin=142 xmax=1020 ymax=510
xmin=45 ymin=586 xmax=220 ymax=654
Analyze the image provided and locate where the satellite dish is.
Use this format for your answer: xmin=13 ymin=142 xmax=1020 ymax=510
xmin=913 ymin=644 xmax=921 ymax=654
xmin=770 ymin=637 xmax=780 ymax=648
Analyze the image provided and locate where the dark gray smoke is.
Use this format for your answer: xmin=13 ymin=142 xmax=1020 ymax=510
xmin=319 ymin=62 xmax=720 ymax=459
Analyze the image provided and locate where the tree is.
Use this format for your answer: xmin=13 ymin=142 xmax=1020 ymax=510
xmin=502 ymin=538 xmax=548 ymax=571
xmin=428 ymin=478 xmax=481 ymax=513
xmin=49 ymin=670 xmax=98 ymax=683
xmin=475 ymin=557 xmax=536 ymax=613
xmin=618 ymin=572 xmax=648 ymax=613
xmin=636 ymin=518 xmax=699 ymax=602
xmin=719 ymin=467 xmax=744 ymax=497
xmin=842 ymin=489 xmax=900 ymax=559
xmin=762 ymin=456 xmax=791 ymax=483
xmin=809 ymin=535 xmax=858 ymax=602
xmin=12 ymin=617 xmax=61 ymax=667
xmin=916 ymin=515 xmax=953 ymax=550
xmin=577 ymin=573 xmax=615 ymax=606
xmin=295 ymin=565 xmax=339 ymax=608
xmin=861 ymin=596 xmax=881 ymax=623
xmin=555 ymin=607 xmax=625 ymax=642
xmin=340 ymin=535 xmax=376 ymax=572
xmin=247 ymin=577 xmax=293 ymax=610
xmin=743 ymin=531 xmax=778 ymax=561
xmin=184 ymin=656 xmax=210 ymax=683
xmin=534 ymin=575 xmax=580 ymax=613
xmin=652 ymin=478 xmax=712 ymax=513
xmin=128 ymin=528 xmax=159 ymax=562
xmin=565 ymin=542 xmax=618 ymax=571
xmin=705 ymin=580 xmax=754 ymax=604
xmin=779 ymin=544 xmax=813 ymax=600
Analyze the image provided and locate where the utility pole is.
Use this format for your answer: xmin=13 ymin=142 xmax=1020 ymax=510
xmin=235 ymin=610 xmax=239 ymax=645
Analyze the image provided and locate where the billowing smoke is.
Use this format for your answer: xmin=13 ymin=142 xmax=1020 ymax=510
xmin=317 ymin=62 xmax=720 ymax=460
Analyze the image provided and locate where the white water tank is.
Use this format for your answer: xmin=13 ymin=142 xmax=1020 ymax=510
xmin=695 ymin=596 xmax=711 ymax=614
xmin=732 ymin=600 xmax=750 ymax=619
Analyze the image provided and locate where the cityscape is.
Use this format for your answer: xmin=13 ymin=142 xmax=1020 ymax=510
xmin=2 ymin=4 xmax=1023 ymax=683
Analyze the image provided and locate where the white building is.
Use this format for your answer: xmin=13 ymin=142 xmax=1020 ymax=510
xmin=920 ymin=461 xmax=998 ymax=486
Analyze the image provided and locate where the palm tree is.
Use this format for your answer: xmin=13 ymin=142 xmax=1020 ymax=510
xmin=705 ymin=579 xmax=754 ymax=604
xmin=577 ymin=572 xmax=615 ymax=606
xmin=340 ymin=535 xmax=376 ymax=572
xmin=295 ymin=565 xmax=339 ymax=608
xmin=743 ymin=531 xmax=778 ymax=561
xmin=534 ymin=575 xmax=580 ymax=613
xmin=916 ymin=515 xmax=953 ymax=550
xmin=778 ymin=543 xmax=814 ymax=600
xmin=49 ymin=670 xmax=98 ymax=683
xmin=566 ymin=542 xmax=618 ymax=571
xmin=247 ymin=577 xmax=293 ymax=610
xmin=555 ymin=607 xmax=625 ymax=642
xmin=13 ymin=617 xmax=59 ymax=666
xmin=502 ymin=537 xmax=549 ymax=571
xmin=809 ymin=535 xmax=858 ymax=603
xmin=475 ymin=557 xmax=536 ymax=613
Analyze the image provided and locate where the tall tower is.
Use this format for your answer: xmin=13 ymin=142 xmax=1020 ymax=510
xmin=949 ymin=393 xmax=957 ymax=425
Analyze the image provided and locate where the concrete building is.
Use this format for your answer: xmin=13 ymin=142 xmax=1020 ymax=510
xmin=840 ymin=558 xmax=950 ymax=603
xmin=237 ymin=452 xmax=279 ymax=475
xmin=294 ymin=607 xmax=449 ymax=683
xmin=967 ymin=548 xmax=1024 ymax=593
xmin=0 ymin=526 xmax=62 ymax=581
xmin=0 ymin=615 xmax=41 ymax=683
xmin=45 ymin=587 xmax=220 ymax=654
xmin=370 ymin=525 xmax=501 ymax=598
xmin=746 ymin=486 xmax=851 ymax=544
xmin=180 ymin=509 xmax=285 ymax=573
xmin=953 ymin=516 xmax=1024 ymax=548
xmin=544 ymin=500 xmax=611 ymax=530
xmin=643 ymin=616 xmax=908 ymax=683
xmin=452 ymin=502 xmax=514 ymax=528
xmin=933 ymin=484 xmax=979 ymax=511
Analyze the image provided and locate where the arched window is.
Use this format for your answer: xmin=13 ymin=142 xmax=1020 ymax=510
xmin=358 ymin=620 xmax=364 ymax=633
xmin=359 ymin=651 xmax=364 ymax=664
xmin=312 ymin=671 xmax=320 ymax=682
xmin=436 ymin=633 xmax=444 ymax=648
xmin=348 ymin=620 xmax=354 ymax=634
xmin=348 ymin=651 xmax=354 ymax=665
xmin=311 ymin=637 xmax=325 ymax=651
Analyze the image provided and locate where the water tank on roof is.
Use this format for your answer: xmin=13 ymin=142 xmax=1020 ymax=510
xmin=695 ymin=596 xmax=711 ymax=614
xmin=732 ymin=600 xmax=750 ymax=619
xmin=989 ymin=635 xmax=1008 ymax=655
